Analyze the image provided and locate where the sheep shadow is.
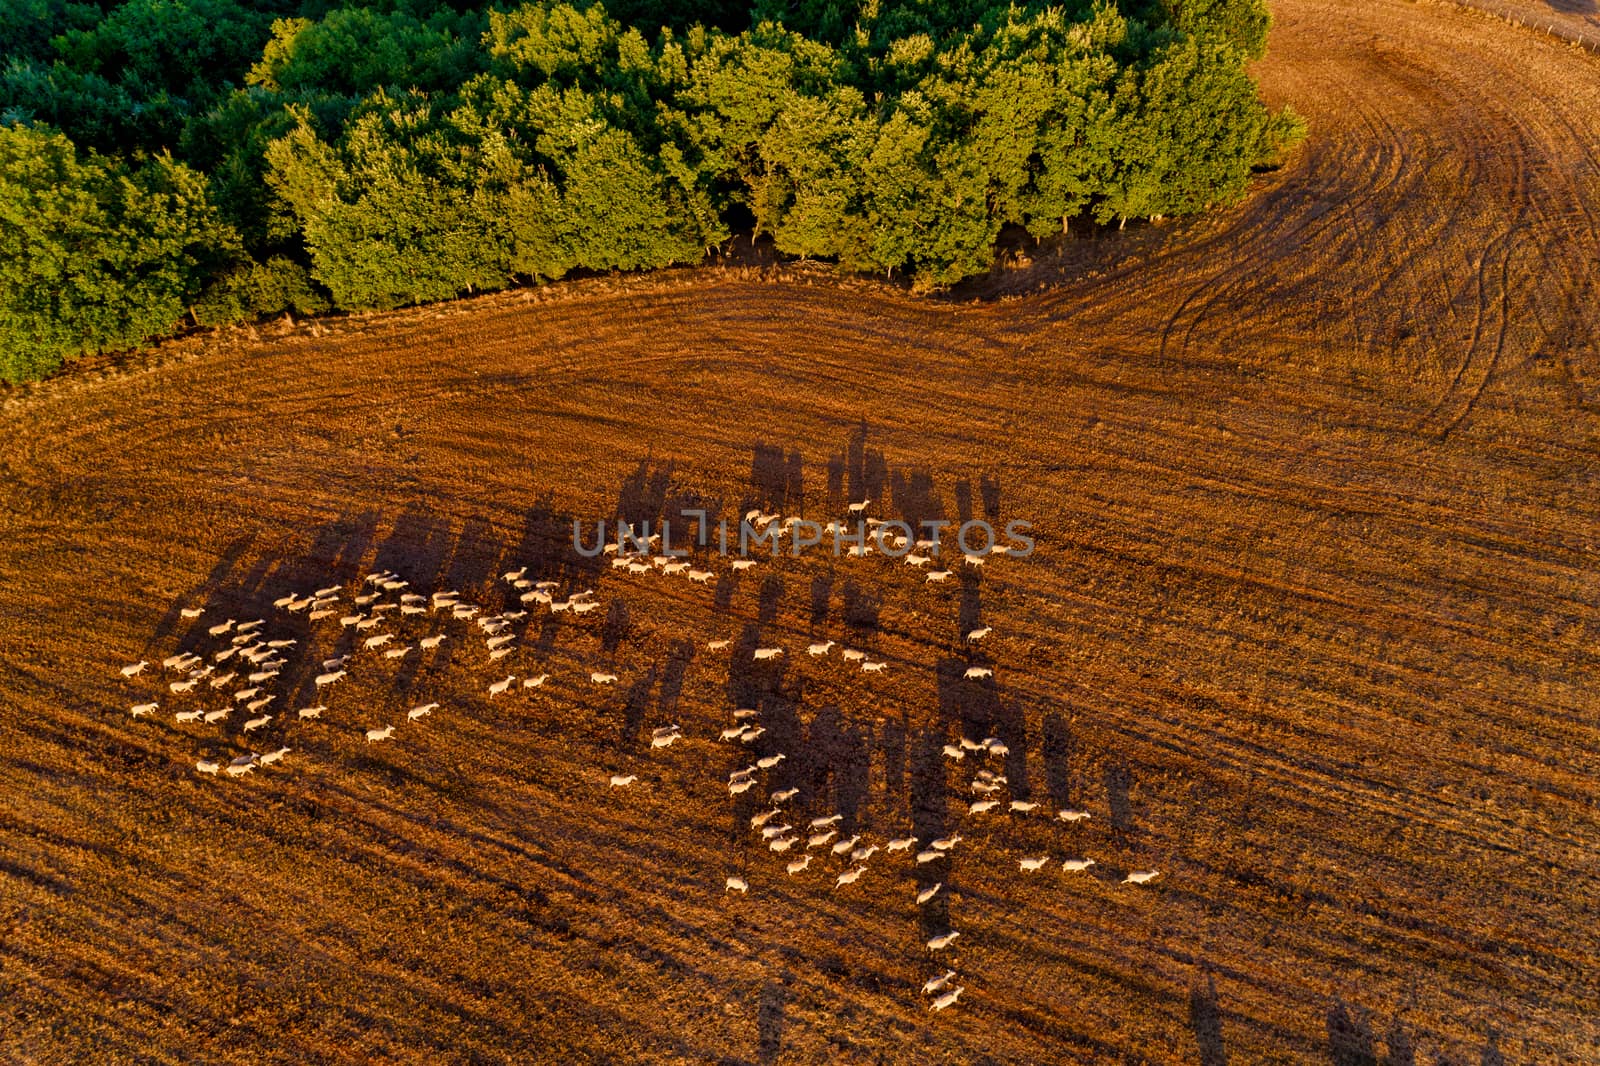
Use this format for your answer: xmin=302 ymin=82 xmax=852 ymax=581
xmin=1189 ymin=973 xmax=1228 ymax=1066
xmin=756 ymin=980 xmax=785 ymax=1064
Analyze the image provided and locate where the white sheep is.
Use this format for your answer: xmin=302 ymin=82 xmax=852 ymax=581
xmin=365 ymin=724 xmax=395 ymax=743
xmin=917 ymin=883 xmax=942 ymax=904
xmin=1062 ymin=859 xmax=1095 ymax=872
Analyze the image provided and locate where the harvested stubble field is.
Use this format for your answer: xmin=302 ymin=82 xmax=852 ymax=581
xmin=2 ymin=0 xmax=1599 ymax=1062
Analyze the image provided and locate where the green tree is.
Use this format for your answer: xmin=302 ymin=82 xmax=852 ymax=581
xmin=0 ymin=124 xmax=238 ymax=381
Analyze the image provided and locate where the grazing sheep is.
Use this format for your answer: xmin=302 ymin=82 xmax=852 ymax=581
xmin=922 ymin=970 xmax=955 ymax=995
xmin=808 ymin=831 xmax=837 ymax=849
xmin=314 ymin=670 xmax=346 ymax=688
xmin=942 ymin=744 xmax=965 ymax=761
xmin=809 ymin=814 xmax=843 ymax=829
xmin=786 ymin=855 xmax=811 ymax=875
xmin=840 ymin=649 xmax=866 ymax=662
xmin=725 ymin=876 xmax=748 ymax=894
xmin=830 ymin=835 xmax=862 ymax=856
xmin=925 ymin=570 xmax=952 ymax=583
xmin=258 ymin=747 xmax=290 ymax=766
xmin=917 ymin=883 xmax=943 ymax=904
xmin=738 ymin=726 xmax=767 ymax=743
xmin=728 ymin=779 xmax=756 ymax=796
xmin=174 ymin=709 xmax=204 ymax=723
xmin=770 ymin=787 xmax=800 ymax=804
xmin=365 ymin=724 xmax=395 ymax=743
xmin=169 ymin=679 xmax=199 ymax=694
xmin=1010 ymin=801 xmax=1039 ymax=814
xmin=851 ymin=844 xmax=880 ymax=863
xmin=861 ymin=660 xmax=888 ymax=673
xmin=969 ymin=800 xmax=999 ymax=815
xmin=195 ymin=758 xmax=221 ymax=775
xmin=887 ymin=836 xmax=918 ymax=852
xmin=408 ymin=703 xmax=438 ymax=721
xmin=905 ymin=554 xmax=931 ymax=568
xmin=1123 ymin=870 xmax=1160 ymax=885
xmin=756 ymin=753 xmax=785 ymax=770
xmin=609 ymin=774 xmax=637 ymax=788
xmin=687 ymin=570 xmax=713 ymax=584
xmin=203 ymin=708 xmax=230 ymax=724
xmin=760 ymin=824 xmax=792 ymax=840
xmin=523 ymin=674 xmax=550 ymax=688
xmin=964 ymin=667 xmax=993 ymax=680
xmin=488 ymin=648 xmax=514 ymax=661
xmin=243 ymin=715 xmax=272 ymax=733
xmin=929 ymin=987 xmax=964 ymax=1012
xmin=488 ymin=675 xmax=516 ymax=697
xmin=719 ymin=726 xmax=747 ymax=742
xmin=225 ymin=755 xmax=257 ymax=776
xmin=926 ymin=931 xmax=960 ymax=951
xmin=752 ymin=647 xmax=784 ymax=661
xmin=179 ymin=608 xmax=203 ymax=619
xmin=931 ymin=835 xmax=963 ymax=851
xmin=1019 ymin=857 xmax=1049 ymax=872
xmin=245 ymin=696 xmax=274 ymax=713
xmin=731 ymin=560 xmax=757 ymax=572
xmin=965 ymin=627 xmax=991 ymax=642
xmin=750 ymin=808 xmax=781 ymax=829
xmin=208 ymin=620 xmax=236 ymax=637
xmin=1062 ymin=859 xmax=1096 ymax=872
xmin=807 ymin=641 xmax=835 ymax=656
xmin=706 ymin=639 xmax=730 ymax=650
xmin=298 ymin=705 xmax=326 ymax=720
xmin=131 ymin=702 xmax=160 ymax=718
xmin=834 ymin=867 xmax=865 ymax=889
xmin=590 ymin=672 xmax=618 ymax=685
xmin=120 ymin=661 xmax=149 ymax=678
xmin=768 ymin=836 xmax=797 ymax=852
xmin=916 ymin=849 xmax=945 ymax=864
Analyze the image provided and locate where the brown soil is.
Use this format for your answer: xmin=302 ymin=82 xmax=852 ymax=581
xmin=2 ymin=1 xmax=1598 ymax=1063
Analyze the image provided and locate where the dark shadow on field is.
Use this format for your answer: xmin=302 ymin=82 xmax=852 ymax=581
xmin=1383 ymin=1015 xmax=1417 ymax=1066
xmin=606 ymin=664 xmax=653 ymax=752
xmin=832 ymin=421 xmax=887 ymax=511
xmin=838 ymin=578 xmax=880 ymax=642
xmin=1327 ymin=998 xmax=1378 ymax=1066
xmin=889 ymin=468 xmax=945 ymax=537
xmin=881 ymin=713 xmax=908 ymax=806
xmin=726 ymin=623 xmax=791 ymax=712
xmin=1190 ymin=973 xmax=1229 ymax=1066
xmin=1106 ymin=762 xmax=1137 ymax=836
xmin=805 ymin=705 xmax=870 ymax=830
xmin=757 ymin=575 xmax=783 ymax=624
xmin=750 ymin=443 xmax=803 ymax=514
xmin=658 ymin=638 xmax=694 ymax=717
xmin=757 ymin=980 xmax=785 ymax=1064
xmin=809 ymin=572 xmax=832 ymax=631
xmin=980 ymin=473 xmax=1002 ymax=524
xmin=957 ymin=569 xmax=984 ymax=639
xmin=908 ymin=727 xmax=951 ymax=936
xmin=1478 ymin=1032 xmax=1506 ymax=1066
xmin=1042 ymin=712 xmax=1076 ymax=810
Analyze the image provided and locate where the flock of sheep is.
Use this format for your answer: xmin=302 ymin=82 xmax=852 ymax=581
xmin=116 ymin=503 xmax=1160 ymax=1019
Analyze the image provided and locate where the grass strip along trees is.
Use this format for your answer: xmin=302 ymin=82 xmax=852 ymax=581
xmin=0 ymin=0 xmax=1302 ymax=382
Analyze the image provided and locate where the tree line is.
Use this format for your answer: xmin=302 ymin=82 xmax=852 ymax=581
xmin=0 ymin=0 xmax=1303 ymax=383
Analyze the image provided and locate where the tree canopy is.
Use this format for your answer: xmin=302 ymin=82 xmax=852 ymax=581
xmin=0 ymin=0 xmax=1303 ymax=382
